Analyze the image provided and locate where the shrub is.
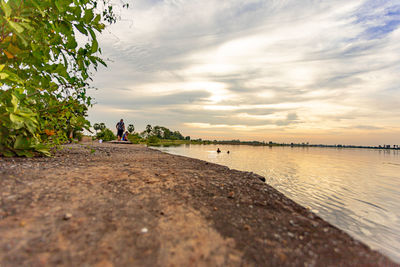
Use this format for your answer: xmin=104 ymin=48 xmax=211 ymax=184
xmin=0 ymin=0 xmax=128 ymax=157
xmin=96 ymin=128 xmax=116 ymax=142
xmin=73 ymin=131 xmax=83 ymax=141
xmin=127 ymin=133 xmax=142 ymax=144
xmin=146 ymin=135 xmax=160 ymax=145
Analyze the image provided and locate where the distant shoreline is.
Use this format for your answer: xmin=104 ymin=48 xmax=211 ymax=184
xmin=213 ymin=142 xmax=400 ymax=150
xmin=149 ymin=139 xmax=400 ymax=150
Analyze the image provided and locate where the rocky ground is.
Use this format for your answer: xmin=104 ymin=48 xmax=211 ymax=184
xmin=0 ymin=143 xmax=397 ymax=266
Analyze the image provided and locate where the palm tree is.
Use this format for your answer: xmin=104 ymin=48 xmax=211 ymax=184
xmin=99 ymin=123 xmax=106 ymax=131
xmin=93 ymin=123 xmax=100 ymax=134
xmin=128 ymin=124 xmax=135 ymax=134
xmin=145 ymin=124 xmax=152 ymax=135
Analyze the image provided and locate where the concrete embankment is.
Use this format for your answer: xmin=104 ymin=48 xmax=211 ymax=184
xmin=0 ymin=143 xmax=397 ymax=266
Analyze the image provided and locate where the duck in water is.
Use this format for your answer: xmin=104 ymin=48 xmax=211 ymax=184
xmin=217 ymin=148 xmax=221 ymax=153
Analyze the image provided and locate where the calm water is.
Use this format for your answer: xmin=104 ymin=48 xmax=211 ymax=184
xmin=154 ymin=144 xmax=400 ymax=262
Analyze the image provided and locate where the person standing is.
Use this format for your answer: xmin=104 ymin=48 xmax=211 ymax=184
xmin=116 ymin=119 xmax=125 ymax=141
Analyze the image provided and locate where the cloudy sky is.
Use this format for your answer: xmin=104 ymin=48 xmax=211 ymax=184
xmin=88 ymin=0 xmax=400 ymax=145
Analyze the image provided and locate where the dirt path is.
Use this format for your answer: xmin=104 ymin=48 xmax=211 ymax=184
xmin=0 ymin=143 xmax=397 ymax=266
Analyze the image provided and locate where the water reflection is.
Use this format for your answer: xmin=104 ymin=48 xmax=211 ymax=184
xmin=155 ymin=145 xmax=400 ymax=262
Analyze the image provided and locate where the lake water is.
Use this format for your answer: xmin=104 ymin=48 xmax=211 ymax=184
xmin=154 ymin=144 xmax=400 ymax=262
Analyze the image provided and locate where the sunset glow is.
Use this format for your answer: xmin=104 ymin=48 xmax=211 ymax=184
xmin=89 ymin=0 xmax=400 ymax=146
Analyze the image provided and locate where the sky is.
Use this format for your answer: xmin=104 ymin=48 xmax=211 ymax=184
xmin=88 ymin=0 xmax=400 ymax=146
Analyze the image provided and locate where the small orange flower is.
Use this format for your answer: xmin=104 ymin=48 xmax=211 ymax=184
xmin=44 ymin=129 xmax=55 ymax=136
xmin=4 ymin=50 xmax=14 ymax=59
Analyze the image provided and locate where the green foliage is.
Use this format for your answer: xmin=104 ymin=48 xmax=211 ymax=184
xmin=0 ymin=0 xmax=129 ymax=157
xmin=146 ymin=135 xmax=160 ymax=145
xmin=73 ymin=131 xmax=83 ymax=141
xmin=149 ymin=139 xmax=192 ymax=147
xmin=0 ymin=89 xmax=49 ymax=157
xmin=96 ymin=128 xmax=116 ymax=142
xmin=146 ymin=125 xmax=185 ymax=140
xmin=127 ymin=133 xmax=142 ymax=144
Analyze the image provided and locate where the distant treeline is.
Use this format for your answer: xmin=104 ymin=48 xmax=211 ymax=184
xmin=206 ymin=140 xmax=400 ymax=150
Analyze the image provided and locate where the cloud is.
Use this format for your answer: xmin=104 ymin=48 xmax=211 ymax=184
xmin=93 ymin=89 xmax=211 ymax=108
xmin=88 ymin=0 xmax=400 ymax=145
xmin=354 ymin=125 xmax=383 ymax=130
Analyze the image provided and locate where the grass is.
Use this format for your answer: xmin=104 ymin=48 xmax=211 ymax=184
xmin=125 ymin=137 xmax=211 ymax=147
xmin=85 ymin=134 xmax=215 ymax=147
xmin=149 ymin=139 xmax=191 ymax=146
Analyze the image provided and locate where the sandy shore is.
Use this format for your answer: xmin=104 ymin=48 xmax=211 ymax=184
xmin=0 ymin=143 xmax=397 ymax=266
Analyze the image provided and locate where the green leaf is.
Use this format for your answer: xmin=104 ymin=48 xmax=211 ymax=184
xmin=1 ymin=149 xmax=15 ymax=157
xmin=94 ymin=57 xmax=107 ymax=67
xmin=7 ymin=43 xmax=22 ymax=55
xmin=8 ymin=20 xmax=24 ymax=33
xmin=91 ymin=38 xmax=98 ymax=53
xmin=72 ymin=6 xmax=82 ymax=17
xmin=11 ymin=94 xmax=19 ymax=112
xmin=31 ymin=0 xmax=45 ymax=17
xmin=0 ymin=64 xmax=4 ymax=71
xmin=15 ymin=150 xmax=34 ymax=157
xmin=14 ymin=135 xmax=31 ymax=150
xmin=25 ymin=121 xmax=37 ymax=135
xmin=34 ymin=144 xmax=51 ymax=156
xmin=84 ymin=9 xmax=94 ymax=23
xmin=75 ymin=23 xmax=87 ymax=35
xmin=10 ymin=113 xmax=23 ymax=123
xmin=20 ymin=22 xmax=35 ymax=31
xmin=9 ymin=115 xmax=25 ymax=130
xmin=0 ymin=73 xmax=9 ymax=79
xmin=66 ymin=37 xmax=78 ymax=49
xmin=1 ymin=0 xmax=11 ymax=17
xmin=55 ymin=64 xmax=67 ymax=76
xmin=93 ymin=14 xmax=101 ymax=24
xmin=58 ymin=21 xmax=72 ymax=34
xmin=14 ymin=32 xmax=28 ymax=46
xmin=3 ymin=70 xmax=24 ymax=84
xmin=55 ymin=0 xmax=69 ymax=12
xmin=61 ymin=52 xmax=68 ymax=69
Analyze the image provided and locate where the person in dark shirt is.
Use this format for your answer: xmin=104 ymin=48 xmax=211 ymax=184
xmin=116 ymin=119 xmax=125 ymax=141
